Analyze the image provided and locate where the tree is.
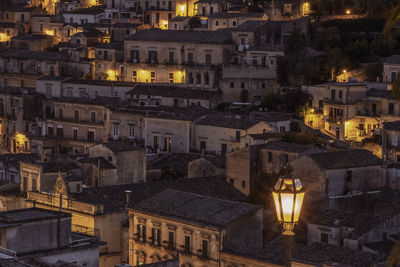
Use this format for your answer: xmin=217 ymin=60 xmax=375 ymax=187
xmin=383 ymin=4 xmax=400 ymax=36
xmin=261 ymin=93 xmax=282 ymax=110
xmin=188 ymin=17 xmax=201 ymax=29
xmin=282 ymin=89 xmax=312 ymax=114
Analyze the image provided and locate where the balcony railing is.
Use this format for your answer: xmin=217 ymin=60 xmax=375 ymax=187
xmin=72 ymin=224 xmax=100 ymax=237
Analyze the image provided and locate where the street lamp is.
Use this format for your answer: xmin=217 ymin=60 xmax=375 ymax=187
xmin=272 ymin=177 xmax=305 ymax=267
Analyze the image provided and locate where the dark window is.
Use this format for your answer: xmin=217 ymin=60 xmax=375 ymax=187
xmin=204 ymin=72 xmax=209 ymax=85
xmin=32 ymin=178 xmax=37 ymax=191
xmin=23 ymin=176 xmax=27 ymax=192
xmin=242 ymin=180 xmax=246 ymax=189
xmin=230 ymin=82 xmax=234 ymax=88
xmin=168 ymin=231 xmax=174 ymax=248
xmin=169 ymin=51 xmax=174 ymax=64
xmin=73 ymin=129 xmax=78 ymax=140
xmin=173 ymin=99 xmax=178 ymax=106
xmin=339 ymin=90 xmax=343 ymax=100
xmin=156 ymin=13 xmax=160 ymax=23
xmin=74 ymin=110 xmax=79 ymax=120
xmin=284 ymin=154 xmax=288 ymax=163
xmin=56 ymin=128 xmax=63 ymax=138
xmin=187 ymin=52 xmax=194 ymax=64
xmin=229 ymin=178 xmax=234 ymax=185
xmin=236 ymin=131 xmax=240 ymax=142
xmin=321 ymin=233 xmax=329 ymax=243
xmin=130 ymin=50 xmax=139 ymax=62
xmin=200 ymin=141 xmax=206 ymax=152
xmin=202 ymin=240 xmax=208 ymax=257
xmin=87 ymin=131 xmax=94 ymax=142
xmin=148 ymin=51 xmax=158 ymax=63
xmin=392 ymin=72 xmax=397 ymax=82
xmin=331 ymin=89 xmax=336 ymax=101
xmin=221 ymin=143 xmax=227 ymax=154
xmin=48 ymin=127 xmax=54 ymax=136
xmin=205 ymin=54 xmax=211 ymax=65
xmin=90 ymin=112 xmax=96 ymax=123
xmin=268 ymin=151 xmax=272 ymax=162
xmin=389 ymin=102 xmax=394 ymax=115
xmin=59 ymin=108 xmax=63 ymax=119
xmin=184 ymin=236 xmax=191 ymax=252
xmin=346 ymin=170 xmax=352 ymax=183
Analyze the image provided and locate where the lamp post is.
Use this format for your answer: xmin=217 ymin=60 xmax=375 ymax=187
xmin=272 ymin=177 xmax=305 ymax=267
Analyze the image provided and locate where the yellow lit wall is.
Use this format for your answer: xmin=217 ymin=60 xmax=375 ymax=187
xmin=302 ymin=3 xmax=310 ymax=16
xmin=0 ymin=33 xmax=10 ymax=42
xmin=160 ymin=20 xmax=169 ymax=29
xmin=133 ymin=69 xmax=185 ymax=83
xmin=107 ymin=70 xmax=117 ymax=81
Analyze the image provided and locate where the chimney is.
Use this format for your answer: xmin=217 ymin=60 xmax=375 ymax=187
xmin=125 ymin=190 xmax=132 ymax=207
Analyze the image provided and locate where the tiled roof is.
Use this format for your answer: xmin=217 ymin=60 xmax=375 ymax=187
xmin=208 ymin=12 xmax=266 ymax=18
xmin=148 ymin=106 xmax=215 ymax=121
xmin=147 ymin=153 xmax=225 ymax=174
xmin=363 ymin=240 xmax=395 ymax=256
xmin=310 ymin=209 xmax=386 ymax=239
xmin=126 ymin=29 xmax=233 ymax=44
xmin=0 ymin=22 xmax=17 ymax=28
xmin=261 ymin=141 xmax=317 ymax=153
xmin=384 ymin=55 xmax=400 ymax=65
xmin=250 ymin=111 xmax=292 ymax=122
xmin=103 ymin=141 xmax=142 ymax=153
xmin=111 ymin=23 xmax=141 ymax=28
xmin=64 ymin=78 xmax=136 ymax=87
xmin=55 ymin=96 xmax=120 ymax=107
xmin=0 ymin=208 xmax=70 ymax=224
xmin=64 ymin=5 xmax=105 ymax=15
xmin=94 ymin=41 xmax=123 ymax=49
xmin=294 ymin=242 xmax=386 ymax=266
xmin=42 ymin=162 xmax=80 ymax=173
xmin=133 ymin=189 xmax=260 ymax=228
xmin=308 ymin=149 xmax=382 ymax=169
xmin=71 ymin=177 xmax=248 ymax=213
xmin=0 ymin=50 xmax=69 ymax=61
xmin=383 ymin=120 xmax=400 ymax=131
xmin=0 ymin=86 xmax=36 ymax=95
xmin=231 ymin=20 xmax=270 ymax=31
xmin=366 ymin=88 xmax=392 ymax=98
xmin=12 ymin=33 xmax=52 ymax=40
xmin=196 ymin=114 xmax=263 ymax=130
xmin=255 ymin=237 xmax=386 ymax=266
xmin=170 ymin=16 xmax=189 ymax=21
xmin=127 ymin=84 xmax=219 ymax=100
xmin=81 ymin=157 xmax=116 ymax=169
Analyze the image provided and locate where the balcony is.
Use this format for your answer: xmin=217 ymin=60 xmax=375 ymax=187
xmin=72 ymin=224 xmax=100 ymax=237
xmin=50 ymin=117 xmax=105 ymax=126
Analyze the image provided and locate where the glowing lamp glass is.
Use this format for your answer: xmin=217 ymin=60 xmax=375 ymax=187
xmin=272 ymin=177 xmax=305 ymax=233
